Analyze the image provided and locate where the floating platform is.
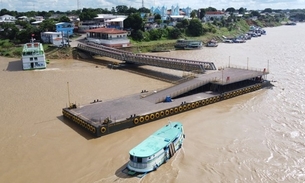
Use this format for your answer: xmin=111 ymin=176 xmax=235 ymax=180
xmin=62 ymin=67 xmax=271 ymax=137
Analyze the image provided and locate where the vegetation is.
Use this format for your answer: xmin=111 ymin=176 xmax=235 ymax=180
xmin=0 ymin=6 xmax=303 ymax=57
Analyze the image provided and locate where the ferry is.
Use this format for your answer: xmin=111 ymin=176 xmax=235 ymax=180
xmin=21 ymin=39 xmax=47 ymax=70
xmin=174 ymin=39 xmax=203 ymax=50
xmin=127 ymin=122 xmax=185 ymax=174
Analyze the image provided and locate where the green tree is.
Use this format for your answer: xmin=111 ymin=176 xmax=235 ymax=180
xmin=79 ymin=8 xmax=98 ymax=21
xmin=131 ymin=29 xmax=144 ymax=41
xmin=181 ymin=19 xmax=189 ymax=28
xmin=262 ymin=8 xmax=272 ymax=13
xmin=167 ymin=27 xmax=182 ymax=39
xmin=226 ymin=7 xmax=235 ymax=13
xmin=59 ymin=16 xmax=71 ymax=22
xmin=205 ymin=7 xmax=217 ymax=12
xmin=0 ymin=24 xmax=18 ymax=41
xmin=138 ymin=7 xmax=150 ymax=13
xmin=40 ymin=19 xmax=56 ymax=32
xmin=198 ymin=8 xmax=206 ymax=19
xmin=149 ymin=29 xmax=162 ymax=40
xmin=238 ymin=7 xmax=246 ymax=15
xmin=187 ymin=19 xmax=203 ymax=36
xmin=126 ymin=7 xmax=137 ymax=14
xmin=251 ymin=11 xmax=260 ymax=17
xmin=190 ymin=10 xmax=197 ymax=18
xmin=124 ymin=13 xmax=143 ymax=30
xmin=116 ymin=5 xmax=128 ymax=14
xmin=154 ymin=14 xmax=161 ymax=20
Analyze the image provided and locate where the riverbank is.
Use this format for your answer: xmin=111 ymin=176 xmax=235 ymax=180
xmin=1 ymin=19 xmax=284 ymax=59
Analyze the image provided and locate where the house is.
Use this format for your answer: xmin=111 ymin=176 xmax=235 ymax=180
xmin=0 ymin=14 xmax=16 ymax=23
xmin=105 ymin=17 xmax=126 ymax=29
xmin=40 ymin=32 xmax=69 ymax=47
xmin=85 ymin=28 xmax=130 ymax=48
xmin=78 ymin=14 xmax=127 ymax=33
xmin=55 ymin=22 xmax=74 ymax=37
xmin=203 ymin=11 xmax=226 ymax=22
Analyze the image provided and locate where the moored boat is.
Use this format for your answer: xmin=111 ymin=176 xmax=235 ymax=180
xmin=174 ymin=39 xmax=203 ymax=50
xmin=206 ymin=40 xmax=218 ymax=47
xmin=21 ymin=38 xmax=47 ymax=70
xmin=127 ymin=122 xmax=185 ymax=174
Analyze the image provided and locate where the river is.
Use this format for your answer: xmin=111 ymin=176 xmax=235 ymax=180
xmin=0 ymin=23 xmax=304 ymax=183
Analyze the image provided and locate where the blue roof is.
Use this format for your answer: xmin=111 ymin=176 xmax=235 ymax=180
xmin=129 ymin=122 xmax=183 ymax=157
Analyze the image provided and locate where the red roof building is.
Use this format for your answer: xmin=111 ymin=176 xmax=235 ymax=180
xmin=86 ymin=28 xmax=130 ymax=48
xmin=204 ymin=11 xmax=227 ymax=22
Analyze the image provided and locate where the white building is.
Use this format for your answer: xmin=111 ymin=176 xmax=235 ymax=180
xmin=203 ymin=11 xmax=227 ymax=22
xmin=86 ymin=28 xmax=130 ymax=48
xmin=0 ymin=14 xmax=16 ymax=23
xmin=40 ymin=32 xmax=68 ymax=47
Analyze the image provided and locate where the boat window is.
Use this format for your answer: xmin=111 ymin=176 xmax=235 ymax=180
xmin=137 ymin=157 xmax=142 ymax=163
xmin=30 ymin=58 xmax=33 ymax=61
xmin=142 ymin=157 xmax=148 ymax=162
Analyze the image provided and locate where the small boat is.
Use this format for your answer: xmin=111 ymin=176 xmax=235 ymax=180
xmin=286 ymin=21 xmax=297 ymax=26
xmin=127 ymin=122 xmax=185 ymax=174
xmin=206 ymin=40 xmax=218 ymax=47
xmin=21 ymin=38 xmax=47 ymax=70
xmin=174 ymin=39 xmax=203 ymax=50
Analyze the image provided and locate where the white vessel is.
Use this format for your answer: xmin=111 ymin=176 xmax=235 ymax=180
xmin=22 ymin=39 xmax=46 ymax=70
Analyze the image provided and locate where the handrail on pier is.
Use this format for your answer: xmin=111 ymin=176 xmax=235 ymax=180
xmin=77 ymin=43 xmax=217 ymax=73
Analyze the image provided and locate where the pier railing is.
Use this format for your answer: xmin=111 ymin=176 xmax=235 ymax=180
xmin=77 ymin=43 xmax=217 ymax=74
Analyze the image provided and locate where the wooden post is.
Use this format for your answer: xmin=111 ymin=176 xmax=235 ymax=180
xmin=67 ymin=82 xmax=71 ymax=107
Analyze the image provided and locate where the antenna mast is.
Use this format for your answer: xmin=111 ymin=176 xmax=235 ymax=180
xmin=77 ymin=0 xmax=79 ymax=10
xmin=142 ymin=0 xmax=144 ymax=8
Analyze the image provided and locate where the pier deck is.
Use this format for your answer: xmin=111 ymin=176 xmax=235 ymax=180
xmin=63 ymin=67 xmax=269 ymax=137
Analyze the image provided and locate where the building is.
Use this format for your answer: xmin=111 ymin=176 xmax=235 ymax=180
xmin=0 ymin=14 xmax=16 ymax=23
xmin=203 ymin=11 xmax=227 ymax=22
xmin=105 ymin=17 xmax=126 ymax=29
xmin=78 ymin=14 xmax=127 ymax=33
xmin=40 ymin=32 xmax=69 ymax=47
xmin=55 ymin=22 xmax=74 ymax=37
xmin=86 ymin=28 xmax=130 ymax=48
xmin=150 ymin=5 xmax=192 ymax=21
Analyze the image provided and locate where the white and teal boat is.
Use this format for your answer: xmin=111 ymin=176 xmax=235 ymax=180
xmin=21 ymin=39 xmax=47 ymax=70
xmin=127 ymin=122 xmax=185 ymax=174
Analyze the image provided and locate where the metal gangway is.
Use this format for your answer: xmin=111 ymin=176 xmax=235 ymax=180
xmin=77 ymin=43 xmax=217 ymax=73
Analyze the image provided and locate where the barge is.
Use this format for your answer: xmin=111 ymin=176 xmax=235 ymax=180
xmin=62 ymin=66 xmax=271 ymax=137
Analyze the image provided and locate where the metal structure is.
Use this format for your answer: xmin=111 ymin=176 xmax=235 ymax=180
xmin=77 ymin=43 xmax=217 ymax=73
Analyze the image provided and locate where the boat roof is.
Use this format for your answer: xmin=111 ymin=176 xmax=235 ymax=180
xmin=129 ymin=122 xmax=183 ymax=157
xmin=22 ymin=42 xmax=44 ymax=52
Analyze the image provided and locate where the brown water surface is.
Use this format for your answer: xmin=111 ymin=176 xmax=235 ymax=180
xmin=1 ymin=23 xmax=305 ymax=183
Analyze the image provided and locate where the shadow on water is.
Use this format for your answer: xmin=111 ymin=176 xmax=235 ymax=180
xmin=6 ymin=60 xmax=23 ymax=71
xmin=57 ymin=115 xmax=95 ymax=140
xmin=114 ymin=162 xmax=136 ymax=179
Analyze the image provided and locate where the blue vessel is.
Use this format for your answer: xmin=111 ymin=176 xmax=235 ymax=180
xmin=127 ymin=122 xmax=185 ymax=174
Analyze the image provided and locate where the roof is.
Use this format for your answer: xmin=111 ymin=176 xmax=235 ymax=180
xmin=129 ymin=122 xmax=183 ymax=157
xmin=206 ymin=11 xmax=225 ymax=15
xmin=56 ymin=22 xmax=73 ymax=25
xmin=105 ymin=17 xmax=126 ymax=22
xmin=170 ymin=15 xmax=185 ymax=18
xmin=42 ymin=32 xmax=62 ymax=35
xmin=86 ymin=28 xmax=127 ymax=34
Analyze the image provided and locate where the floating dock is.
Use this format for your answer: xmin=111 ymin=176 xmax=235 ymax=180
xmin=63 ymin=45 xmax=270 ymax=137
